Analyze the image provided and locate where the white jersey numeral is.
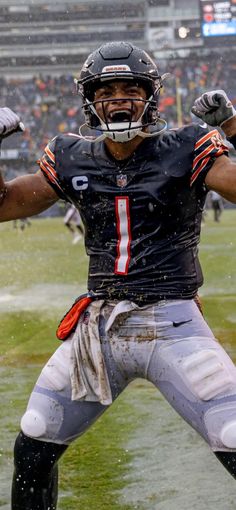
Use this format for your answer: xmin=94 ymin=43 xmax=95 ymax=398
xmin=115 ymin=196 xmax=131 ymax=275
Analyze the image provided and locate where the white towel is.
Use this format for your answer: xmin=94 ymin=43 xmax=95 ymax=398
xmin=69 ymin=299 xmax=113 ymax=406
xmin=69 ymin=299 xmax=140 ymax=406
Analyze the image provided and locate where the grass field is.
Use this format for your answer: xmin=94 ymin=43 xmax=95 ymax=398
xmin=0 ymin=210 xmax=236 ymax=510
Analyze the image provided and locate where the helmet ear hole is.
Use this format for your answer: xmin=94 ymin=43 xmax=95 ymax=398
xmin=84 ymin=83 xmax=97 ymax=102
xmin=83 ymin=103 xmax=100 ymax=128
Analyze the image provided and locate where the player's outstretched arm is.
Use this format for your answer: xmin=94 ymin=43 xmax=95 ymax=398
xmin=0 ymin=107 xmax=58 ymax=221
xmin=0 ymin=170 xmax=58 ymax=222
xmin=191 ymin=90 xmax=236 ymax=203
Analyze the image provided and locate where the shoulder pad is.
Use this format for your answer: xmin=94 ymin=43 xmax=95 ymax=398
xmin=171 ymin=123 xmax=209 ymax=143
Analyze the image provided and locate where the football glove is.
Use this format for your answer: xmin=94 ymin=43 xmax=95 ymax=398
xmin=191 ymin=90 xmax=236 ymax=127
xmin=0 ymin=107 xmax=24 ymax=138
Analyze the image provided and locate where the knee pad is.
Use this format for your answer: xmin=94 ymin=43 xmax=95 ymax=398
xmin=21 ymin=410 xmax=47 ymax=438
xmin=21 ymin=392 xmax=64 ymax=441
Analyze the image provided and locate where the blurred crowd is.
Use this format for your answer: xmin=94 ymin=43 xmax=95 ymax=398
xmin=0 ymin=73 xmax=83 ymax=172
xmin=1 ymin=51 xmax=236 ymax=181
xmin=159 ymin=52 xmax=236 ymax=127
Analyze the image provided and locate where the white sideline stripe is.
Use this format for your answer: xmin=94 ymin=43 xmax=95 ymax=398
xmin=0 ymin=284 xmax=85 ymax=312
xmin=0 ymin=294 xmax=13 ymax=302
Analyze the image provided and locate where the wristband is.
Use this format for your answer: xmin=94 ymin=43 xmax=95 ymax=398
xmin=227 ymin=134 xmax=236 ymax=149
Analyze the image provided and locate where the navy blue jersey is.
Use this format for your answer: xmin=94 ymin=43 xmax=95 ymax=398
xmin=39 ymin=124 xmax=228 ymax=304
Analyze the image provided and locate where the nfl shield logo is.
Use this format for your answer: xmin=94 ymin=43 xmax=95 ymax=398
xmin=116 ymin=174 xmax=127 ymax=188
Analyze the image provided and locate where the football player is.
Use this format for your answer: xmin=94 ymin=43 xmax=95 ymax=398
xmin=63 ymin=203 xmax=84 ymax=243
xmin=1 ymin=43 xmax=236 ymax=509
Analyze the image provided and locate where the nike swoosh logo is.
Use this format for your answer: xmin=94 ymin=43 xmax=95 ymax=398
xmin=173 ymin=319 xmax=192 ymax=328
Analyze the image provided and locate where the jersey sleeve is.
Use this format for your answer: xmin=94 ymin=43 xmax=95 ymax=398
xmin=38 ymin=137 xmax=69 ymax=200
xmin=190 ymin=128 xmax=229 ymax=186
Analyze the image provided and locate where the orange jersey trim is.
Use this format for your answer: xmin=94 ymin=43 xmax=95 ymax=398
xmin=39 ymin=160 xmax=55 ymax=183
xmin=191 ymin=156 xmax=210 ymax=185
xmin=45 ymin=145 xmax=55 ymax=163
xmin=191 ymin=146 xmax=226 ymax=185
xmin=193 ymin=142 xmax=217 ymax=170
xmin=39 ymin=160 xmax=65 ymax=195
xmin=194 ymin=129 xmax=219 ymax=150
xmin=41 ymin=155 xmax=57 ymax=177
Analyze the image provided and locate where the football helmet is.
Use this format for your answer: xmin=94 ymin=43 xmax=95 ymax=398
xmin=76 ymin=41 xmax=167 ymax=142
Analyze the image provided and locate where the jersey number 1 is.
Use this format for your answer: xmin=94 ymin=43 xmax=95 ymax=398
xmin=114 ymin=196 xmax=131 ymax=275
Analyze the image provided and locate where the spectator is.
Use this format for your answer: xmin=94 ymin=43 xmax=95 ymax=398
xmin=210 ymin=190 xmax=224 ymax=222
xmin=63 ymin=204 xmax=84 ymax=244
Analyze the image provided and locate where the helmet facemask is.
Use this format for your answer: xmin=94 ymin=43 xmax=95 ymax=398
xmin=82 ymin=82 xmax=160 ymax=142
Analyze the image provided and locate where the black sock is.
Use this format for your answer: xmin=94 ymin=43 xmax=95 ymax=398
xmin=11 ymin=432 xmax=67 ymax=510
xmin=214 ymin=451 xmax=236 ymax=479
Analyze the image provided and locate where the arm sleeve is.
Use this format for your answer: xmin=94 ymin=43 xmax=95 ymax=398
xmin=38 ymin=137 xmax=69 ymax=200
xmin=190 ymin=128 xmax=229 ymax=186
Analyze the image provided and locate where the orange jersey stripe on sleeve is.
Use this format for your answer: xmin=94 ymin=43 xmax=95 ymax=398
xmin=41 ymin=154 xmax=57 ymax=177
xmin=39 ymin=160 xmax=65 ymax=195
xmin=191 ymin=147 xmax=226 ymax=185
xmin=39 ymin=160 xmax=56 ymax=184
xmin=194 ymin=129 xmax=219 ymax=150
xmin=191 ymin=157 xmax=210 ymax=185
xmin=191 ymin=129 xmax=229 ymax=185
xmin=45 ymin=144 xmax=56 ymax=163
xmin=193 ymin=142 xmax=216 ymax=170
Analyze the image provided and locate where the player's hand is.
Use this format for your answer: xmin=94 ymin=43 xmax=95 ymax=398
xmin=191 ymin=90 xmax=236 ymax=127
xmin=0 ymin=107 xmax=24 ymax=138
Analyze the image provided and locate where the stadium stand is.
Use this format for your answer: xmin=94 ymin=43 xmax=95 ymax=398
xmin=0 ymin=0 xmax=146 ymax=75
xmin=0 ymin=0 xmax=236 ymax=179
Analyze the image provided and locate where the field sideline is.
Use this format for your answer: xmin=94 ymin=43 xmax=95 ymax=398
xmin=0 ymin=210 xmax=236 ymax=510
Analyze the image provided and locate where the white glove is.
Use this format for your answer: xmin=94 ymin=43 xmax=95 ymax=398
xmin=191 ymin=90 xmax=236 ymax=127
xmin=0 ymin=107 xmax=24 ymax=137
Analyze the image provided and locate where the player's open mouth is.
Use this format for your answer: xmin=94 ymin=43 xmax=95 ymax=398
xmin=109 ymin=110 xmax=133 ymax=123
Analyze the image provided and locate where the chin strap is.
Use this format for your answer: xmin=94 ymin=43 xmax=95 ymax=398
xmin=78 ymin=117 xmax=167 ymax=143
xmin=138 ymin=118 xmax=168 ymax=138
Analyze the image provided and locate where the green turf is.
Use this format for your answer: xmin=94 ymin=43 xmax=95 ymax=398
xmin=199 ymin=209 xmax=236 ymax=358
xmin=0 ymin=217 xmax=89 ymax=288
xmin=1 ymin=210 xmax=236 ymax=509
